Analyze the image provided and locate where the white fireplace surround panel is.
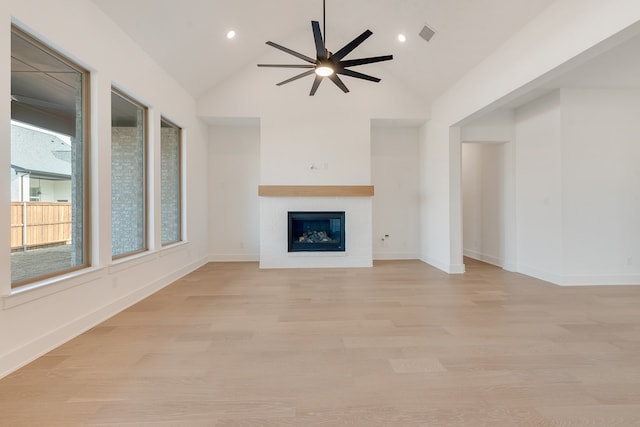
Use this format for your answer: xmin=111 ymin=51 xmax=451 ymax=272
xmin=259 ymin=197 xmax=373 ymax=268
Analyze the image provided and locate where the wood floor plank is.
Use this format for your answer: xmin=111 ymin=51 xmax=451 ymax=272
xmin=1 ymin=258 xmax=640 ymax=425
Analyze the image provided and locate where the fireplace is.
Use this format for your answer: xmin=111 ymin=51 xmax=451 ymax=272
xmin=288 ymin=211 xmax=345 ymax=252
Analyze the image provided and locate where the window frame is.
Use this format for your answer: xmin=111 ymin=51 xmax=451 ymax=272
xmin=160 ymin=116 xmax=183 ymax=247
xmin=110 ymin=87 xmax=149 ymax=260
xmin=10 ymin=26 xmax=91 ymax=288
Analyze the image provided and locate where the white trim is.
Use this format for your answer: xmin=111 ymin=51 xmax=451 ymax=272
xmin=159 ymin=240 xmax=189 ymax=257
xmin=559 ymin=274 xmax=640 ymax=286
xmin=517 ymin=264 xmax=562 ymax=285
xmin=502 ymin=263 xmax=517 ymax=272
xmin=517 ymin=264 xmax=640 ymax=286
xmin=208 ymin=253 xmax=259 ymax=262
xmin=463 ymin=249 xmax=504 ymax=267
xmin=421 ymin=255 xmax=465 ymax=274
xmin=109 ymin=250 xmax=158 ymax=274
xmin=449 ymin=263 xmax=466 ymax=274
xmin=373 ymin=252 xmax=419 ymax=260
xmin=3 ymin=266 xmax=105 ymax=309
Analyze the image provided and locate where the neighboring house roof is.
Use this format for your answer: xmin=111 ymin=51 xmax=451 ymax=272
xmin=10 ymin=124 xmax=71 ymax=180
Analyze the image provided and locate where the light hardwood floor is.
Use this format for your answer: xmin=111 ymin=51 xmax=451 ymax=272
xmin=1 ymin=259 xmax=640 ymax=426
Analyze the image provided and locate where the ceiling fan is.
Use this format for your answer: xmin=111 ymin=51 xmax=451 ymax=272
xmin=257 ymin=0 xmax=393 ymax=96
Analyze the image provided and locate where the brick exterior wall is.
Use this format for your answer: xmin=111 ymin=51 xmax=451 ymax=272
xmin=161 ymin=126 xmax=180 ymax=245
xmin=111 ymin=126 xmax=145 ymax=256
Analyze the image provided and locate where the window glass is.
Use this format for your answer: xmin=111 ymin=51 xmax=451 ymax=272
xmin=111 ymin=90 xmax=146 ymax=258
xmin=160 ymin=118 xmax=182 ymax=245
xmin=10 ymin=29 xmax=88 ymax=287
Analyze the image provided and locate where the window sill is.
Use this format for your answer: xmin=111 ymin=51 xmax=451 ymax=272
xmin=109 ymin=250 xmax=157 ymax=274
xmin=3 ymin=266 xmax=106 ymax=310
xmin=159 ymin=240 xmax=189 ymax=257
xmin=108 ymin=241 xmax=190 ymax=273
xmin=3 ymin=243 xmax=192 ymax=310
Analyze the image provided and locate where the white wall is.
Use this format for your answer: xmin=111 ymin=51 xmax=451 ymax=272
xmin=0 ymin=0 xmax=209 ymax=377
xmin=258 ymin=111 xmax=374 ymax=268
xmin=197 ymin=42 xmax=429 ymax=269
xmin=423 ymin=0 xmax=640 ymax=274
xmin=208 ymin=123 xmax=260 ymax=261
xmin=514 ymin=91 xmax=563 ymax=282
xmin=260 ymin=112 xmax=372 ymax=185
xmin=419 ymin=117 xmax=459 ymax=272
xmin=560 ymin=88 xmax=640 ymax=284
xmin=371 ymin=125 xmax=420 ymax=259
xmin=462 ymin=86 xmax=640 ymax=285
xmin=33 ymin=178 xmax=71 ymax=202
xmin=506 ymin=88 xmax=640 ymax=285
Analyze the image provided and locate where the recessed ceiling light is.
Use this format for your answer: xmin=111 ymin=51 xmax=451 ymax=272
xmin=398 ymin=34 xmax=406 ymax=43
xmin=226 ymin=30 xmax=236 ymax=39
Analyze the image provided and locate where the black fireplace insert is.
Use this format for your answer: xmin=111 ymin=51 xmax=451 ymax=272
xmin=288 ymin=211 xmax=345 ymax=252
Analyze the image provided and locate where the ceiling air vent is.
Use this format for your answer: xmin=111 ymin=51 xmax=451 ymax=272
xmin=419 ymin=24 xmax=436 ymax=42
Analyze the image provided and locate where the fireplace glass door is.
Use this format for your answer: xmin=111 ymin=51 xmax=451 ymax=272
xmin=288 ymin=211 xmax=345 ymax=252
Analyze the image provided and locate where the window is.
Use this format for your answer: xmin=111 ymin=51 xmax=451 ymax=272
xmin=160 ymin=118 xmax=182 ymax=245
xmin=10 ymin=28 xmax=89 ymax=287
xmin=111 ymin=90 xmax=147 ymax=258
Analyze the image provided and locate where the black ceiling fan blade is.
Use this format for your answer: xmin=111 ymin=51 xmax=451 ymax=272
xmin=311 ymin=21 xmax=327 ymax=59
xmin=332 ymin=29 xmax=373 ymax=61
xmin=340 ymin=55 xmax=393 ymax=68
xmin=328 ymin=74 xmax=349 ymax=93
xmin=266 ymin=41 xmax=316 ymax=64
xmin=309 ymin=75 xmax=323 ymax=96
xmin=337 ymin=68 xmax=381 ymax=83
xmin=276 ymin=69 xmax=316 ymax=86
xmin=258 ymin=64 xmax=315 ymax=68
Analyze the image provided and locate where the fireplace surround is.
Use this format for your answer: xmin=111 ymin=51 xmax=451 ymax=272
xmin=259 ymin=186 xmax=372 ymax=268
xmin=288 ymin=211 xmax=345 ymax=252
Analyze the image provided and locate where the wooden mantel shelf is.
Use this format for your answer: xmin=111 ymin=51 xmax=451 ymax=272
xmin=258 ymin=185 xmax=374 ymax=197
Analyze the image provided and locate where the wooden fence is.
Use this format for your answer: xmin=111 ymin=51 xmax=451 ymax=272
xmin=10 ymin=202 xmax=72 ymax=251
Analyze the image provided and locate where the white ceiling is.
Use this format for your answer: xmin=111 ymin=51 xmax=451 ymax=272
xmin=91 ymin=0 xmax=557 ymax=104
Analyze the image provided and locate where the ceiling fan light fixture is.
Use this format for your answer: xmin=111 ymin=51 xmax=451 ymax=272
xmin=315 ymin=65 xmax=334 ymax=77
xmin=256 ymin=0 xmax=393 ymax=95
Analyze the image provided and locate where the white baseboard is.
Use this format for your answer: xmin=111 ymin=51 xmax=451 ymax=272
xmin=0 ymin=256 xmax=208 ymax=380
xmin=448 ymin=263 xmax=466 ymax=274
xmin=373 ymin=252 xmax=419 ymax=260
xmin=517 ymin=264 xmax=562 ymax=285
xmin=515 ymin=264 xmax=640 ymax=286
xmin=420 ymin=255 xmax=465 ymax=274
xmin=502 ymin=263 xmax=517 ymax=272
xmin=559 ymin=273 xmax=640 ymax=286
xmin=463 ymin=249 xmax=504 ymax=267
xmin=209 ymin=253 xmax=259 ymax=262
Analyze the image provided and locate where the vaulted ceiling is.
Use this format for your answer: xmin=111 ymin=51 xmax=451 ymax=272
xmin=91 ymin=0 xmax=556 ymax=105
